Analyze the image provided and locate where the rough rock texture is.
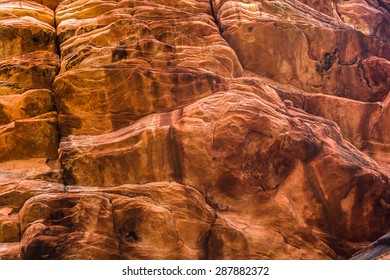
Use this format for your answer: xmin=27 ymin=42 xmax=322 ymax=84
xmin=210 ymin=0 xmax=390 ymax=176
xmin=0 ymin=0 xmax=389 ymax=259
xmin=351 ymin=232 xmax=390 ymax=260
xmin=0 ymin=0 xmax=61 ymax=259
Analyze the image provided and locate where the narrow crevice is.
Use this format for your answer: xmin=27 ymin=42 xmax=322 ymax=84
xmin=52 ymin=7 xmax=67 ymax=191
xmin=369 ymin=104 xmax=386 ymax=140
xmin=166 ymin=126 xmax=184 ymax=183
xmin=209 ymin=0 xmax=223 ymax=36
xmin=304 ymin=164 xmax=330 ymax=234
xmin=17 ymin=212 xmax=22 ymax=259
xmin=108 ymin=198 xmax=124 ymax=258
xmin=377 ymin=0 xmax=390 ymax=14
xmin=203 ymin=210 xmax=217 ymax=260
xmin=358 ymin=60 xmax=372 ymax=89
xmin=53 ymin=14 xmax=61 ymax=62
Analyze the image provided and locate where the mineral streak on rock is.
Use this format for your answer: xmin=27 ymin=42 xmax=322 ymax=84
xmin=0 ymin=0 xmax=389 ymax=260
xmin=212 ymin=0 xmax=389 ymax=101
xmin=211 ymin=0 xmax=390 ymax=176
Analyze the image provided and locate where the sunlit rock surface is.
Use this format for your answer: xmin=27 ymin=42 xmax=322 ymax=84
xmin=0 ymin=0 xmax=389 ymax=259
xmin=210 ymin=0 xmax=390 ymax=176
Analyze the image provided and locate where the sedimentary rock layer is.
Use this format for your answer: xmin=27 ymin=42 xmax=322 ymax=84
xmin=53 ymin=0 xmax=242 ymax=136
xmin=212 ymin=0 xmax=389 ymax=100
xmin=0 ymin=0 xmax=61 ymax=259
xmin=210 ymin=0 xmax=390 ymax=175
xmin=0 ymin=0 xmax=389 ymax=260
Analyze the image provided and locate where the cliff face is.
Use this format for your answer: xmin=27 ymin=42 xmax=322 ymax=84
xmin=0 ymin=0 xmax=388 ymax=260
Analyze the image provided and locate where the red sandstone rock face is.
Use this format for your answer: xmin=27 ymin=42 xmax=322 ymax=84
xmin=0 ymin=0 xmax=389 ymax=259
xmin=211 ymin=0 xmax=390 ymax=177
xmin=212 ymin=0 xmax=389 ymax=99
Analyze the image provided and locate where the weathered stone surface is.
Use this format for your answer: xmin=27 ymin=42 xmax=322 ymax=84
xmin=0 ymin=158 xmax=64 ymax=259
xmin=273 ymin=75 xmax=390 ymax=176
xmin=212 ymin=0 xmax=389 ymax=101
xmin=0 ymin=242 xmax=19 ymax=259
xmin=351 ymin=232 xmax=390 ymax=260
xmin=13 ymin=181 xmax=217 ymax=260
xmin=31 ymin=0 xmax=62 ymax=10
xmin=19 ymin=193 xmax=122 ymax=259
xmin=0 ymin=159 xmax=63 ymax=208
xmin=302 ymin=0 xmax=389 ymax=38
xmin=0 ymin=15 xmax=56 ymax=61
xmin=0 ymin=89 xmax=54 ymax=124
xmin=0 ymin=112 xmax=59 ymax=162
xmin=53 ymin=68 xmax=226 ymax=136
xmin=0 ymin=52 xmax=59 ymax=96
xmin=67 ymin=182 xmax=216 ymax=259
xmin=0 ymin=0 xmax=388 ymax=260
xmin=0 ymin=1 xmax=55 ymax=24
xmin=0 ymin=0 xmax=61 ymax=260
xmin=59 ymin=87 xmax=389 ymax=258
xmin=0 ymin=1 xmax=59 ymax=163
xmin=0 ymin=207 xmax=19 ymax=242
xmin=211 ymin=0 xmax=389 ymax=176
xmin=53 ymin=0 xmax=242 ymax=136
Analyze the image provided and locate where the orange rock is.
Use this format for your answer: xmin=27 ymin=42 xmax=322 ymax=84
xmin=212 ymin=0 xmax=389 ymax=101
xmin=0 ymin=0 xmax=388 ymax=260
xmin=0 ymin=242 xmax=19 ymax=260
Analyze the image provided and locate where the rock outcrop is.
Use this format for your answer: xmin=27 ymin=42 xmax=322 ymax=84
xmin=0 ymin=0 xmax=61 ymax=259
xmin=211 ymin=0 xmax=390 ymax=175
xmin=0 ymin=0 xmax=389 ymax=259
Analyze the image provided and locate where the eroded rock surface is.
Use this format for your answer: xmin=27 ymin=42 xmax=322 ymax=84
xmin=352 ymin=232 xmax=390 ymax=260
xmin=0 ymin=1 xmax=61 ymax=259
xmin=210 ymin=0 xmax=390 ymax=175
xmin=0 ymin=0 xmax=389 ymax=259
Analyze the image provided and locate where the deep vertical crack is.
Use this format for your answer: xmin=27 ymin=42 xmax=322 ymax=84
xmin=203 ymin=210 xmax=217 ymax=260
xmin=209 ymin=0 xmax=223 ymax=36
xmin=53 ymin=14 xmax=61 ymax=62
xmin=109 ymin=198 xmax=124 ymax=258
xmin=377 ymin=0 xmax=390 ymax=14
xmin=52 ymin=5 xmax=66 ymax=190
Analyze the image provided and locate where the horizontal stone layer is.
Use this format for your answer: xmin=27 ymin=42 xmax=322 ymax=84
xmin=0 ymin=0 xmax=389 ymax=260
xmin=212 ymin=0 xmax=390 ymax=102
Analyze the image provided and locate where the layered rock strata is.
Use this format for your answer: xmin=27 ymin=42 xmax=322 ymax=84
xmin=0 ymin=0 xmax=389 ymax=259
xmin=0 ymin=0 xmax=61 ymax=259
xmin=210 ymin=0 xmax=390 ymax=175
